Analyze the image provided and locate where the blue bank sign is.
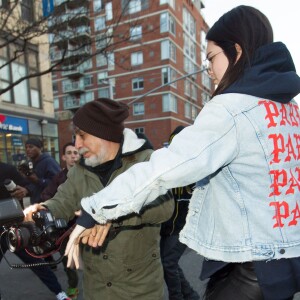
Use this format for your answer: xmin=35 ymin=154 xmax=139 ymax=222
xmin=0 ymin=114 xmax=28 ymax=134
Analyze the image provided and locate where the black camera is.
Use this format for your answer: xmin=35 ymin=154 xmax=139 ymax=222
xmin=18 ymin=161 xmax=34 ymax=176
xmin=0 ymin=198 xmax=69 ymax=256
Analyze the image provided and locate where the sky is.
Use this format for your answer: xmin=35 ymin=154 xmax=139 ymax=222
xmin=202 ymin=0 xmax=300 ymax=104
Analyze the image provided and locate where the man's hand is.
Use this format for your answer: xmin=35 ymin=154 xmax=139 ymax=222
xmin=23 ymin=204 xmax=46 ymax=221
xmin=10 ymin=186 xmax=28 ymax=200
xmin=65 ymin=225 xmax=86 ymax=269
xmin=80 ymin=223 xmax=111 ymax=248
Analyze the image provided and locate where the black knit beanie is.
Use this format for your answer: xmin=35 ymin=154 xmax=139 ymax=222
xmin=73 ymin=98 xmax=129 ymax=143
xmin=25 ymin=138 xmax=43 ymax=148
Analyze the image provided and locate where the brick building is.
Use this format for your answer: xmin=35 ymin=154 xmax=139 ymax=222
xmin=51 ymin=0 xmax=213 ymax=150
xmin=0 ymin=0 xmax=59 ymax=165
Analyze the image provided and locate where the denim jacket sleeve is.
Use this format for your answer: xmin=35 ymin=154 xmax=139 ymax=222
xmin=81 ymin=100 xmax=239 ymax=224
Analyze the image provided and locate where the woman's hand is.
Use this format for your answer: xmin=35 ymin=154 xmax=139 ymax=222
xmin=80 ymin=223 xmax=111 ymax=247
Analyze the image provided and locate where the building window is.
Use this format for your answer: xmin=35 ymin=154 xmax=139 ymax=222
xmin=162 ymin=94 xmax=177 ymax=113
xmin=202 ymin=72 xmax=211 ymax=90
xmin=0 ymin=58 xmax=11 ymax=102
xmin=131 ymin=51 xmax=143 ymax=66
xmin=162 ymin=67 xmax=177 ymax=88
xmin=129 ymin=0 xmax=141 ymax=14
xmin=133 ymin=103 xmax=144 ymax=115
xmin=95 ymin=16 xmax=106 ymax=31
xmin=132 ymin=77 xmax=144 ymax=91
xmin=98 ymin=87 xmax=110 ymax=98
xmin=134 ymin=127 xmax=144 ymax=134
xmin=84 ymin=75 xmax=93 ymax=86
xmin=1 ymin=0 xmax=9 ymax=9
xmin=0 ymin=43 xmax=41 ymax=108
xmin=97 ymin=71 xmax=108 ymax=83
xmin=184 ymin=80 xmax=190 ymax=96
xmin=183 ymin=7 xmax=196 ymax=39
xmin=184 ymin=56 xmax=197 ymax=79
xmin=184 ymin=33 xmax=196 ymax=61
xmin=202 ymin=91 xmax=211 ymax=105
xmin=94 ymin=0 xmax=102 ymax=12
xmin=95 ymin=33 xmax=108 ymax=49
xmin=191 ymin=105 xmax=197 ymax=120
xmin=80 ymin=92 xmax=94 ymax=106
xmin=107 ymin=52 xmax=115 ymax=69
xmin=191 ymin=83 xmax=197 ymax=100
xmin=21 ymin=0 xmax=34 ymax=22
xmin=130 ymin=25 xmax=142 ymax=40
xmin=185 ymin=102 xmax=191 ymax=118
xmin=53 ymin=97 xmax=59 ymax=110
xmin=160 ymin=13 xmax=175 ymax=35
xmin=96 ymin=54 xmax=108 ymax=67
xmin=105 ymin=2 xmax=113 ymax=20
xmin=52 ymin=82 xmax=58 ymax=94
xmin=161 ymin=40 xmax=176 ymax=62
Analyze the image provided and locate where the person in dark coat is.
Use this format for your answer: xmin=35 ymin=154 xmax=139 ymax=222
xmin=14 ymin=138 xmax=61 ymax=204
xmin=160 ymin=126 xmax=200 ymax=300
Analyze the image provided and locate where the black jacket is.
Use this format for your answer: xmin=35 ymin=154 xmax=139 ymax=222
xmin=160 ymin=184 xmax=194 ymax=236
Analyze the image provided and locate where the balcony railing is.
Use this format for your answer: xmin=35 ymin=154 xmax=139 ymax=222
xmin=63 ymin=97 xmax=80 ymax=110
xmin=63 ymin=81 xmax=85 ymax=93
xmin=63 ymin=94 xmax=93 ymax=110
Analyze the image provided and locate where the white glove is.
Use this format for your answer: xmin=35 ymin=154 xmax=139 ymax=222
xmin=65 ymin=224 xmax=85 ymax=269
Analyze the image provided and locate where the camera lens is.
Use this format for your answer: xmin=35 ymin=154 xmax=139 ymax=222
xmin=7 ymin=227 xmax=31 ymax=252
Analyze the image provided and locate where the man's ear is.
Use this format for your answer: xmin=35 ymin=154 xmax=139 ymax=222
xmin=235 ymin=43 xmax=242 ymax=61
xmin=62 ymin=154 xmax=66 ymax=162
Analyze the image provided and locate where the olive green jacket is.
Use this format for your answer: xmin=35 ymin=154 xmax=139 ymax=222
xmin=44 ymin=129 xmax=174 ymax=300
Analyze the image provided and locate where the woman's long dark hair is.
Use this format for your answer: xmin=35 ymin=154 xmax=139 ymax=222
xmin=206 ymin=6 xmax=274 ymax=96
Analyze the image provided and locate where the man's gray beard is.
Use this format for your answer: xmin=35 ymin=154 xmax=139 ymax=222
xmin=84 ymin=155 xmax=101 ymax=167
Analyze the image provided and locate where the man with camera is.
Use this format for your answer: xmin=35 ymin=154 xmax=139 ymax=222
xmin=25 ymin=98 xmax=174 ymax=300
xmin=14 ymin=138 xmax=61 ymax=205
xmin=0 ymin=162 xmax=71 ymax=300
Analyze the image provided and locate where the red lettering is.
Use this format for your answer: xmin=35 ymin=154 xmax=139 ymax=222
xmin=286 ymin=167 xmax=300 ymax=195
xmin=289 ymin=103 xmax=299 ymax=127
xmin=285 ymin=134 xmax=297 ymax=162
xmin=259 ymin=100 xmax=279 ymax=128
xmin=269 ymin=201 xmax=289 ymax=228
xmin=269 ymin=169 xmax=287 ymax=196
xmin=280 ymin=104 xmax=291 ymax=126
xmin=288 ymin=202 xmax=300 ymax=226
xmin=295 ymin=134 xmax=300 ymax=160
xmin=259 ymin=100 xmax=300 ymax=128
xmin=292 ymin=103 xmax=300 ymax=126
xmin=269 ymin=133 xmax=285 ymax=163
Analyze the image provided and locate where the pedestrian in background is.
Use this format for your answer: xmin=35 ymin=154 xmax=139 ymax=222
xmin=14 ymin=138 xmax=61 ymax=205
xmin=160 ymin=126 xmax=199 ymax=300
xmin=69 ymin=6 xmax=300 ymax=300
xmin=41 ymin=142 xmax=80 ymax=300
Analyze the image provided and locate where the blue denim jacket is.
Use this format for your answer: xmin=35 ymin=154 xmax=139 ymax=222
xmin=180 ymin=94 xmax=300 ymax=262
xmin=82 ymin=93 xmax=300 ymax=263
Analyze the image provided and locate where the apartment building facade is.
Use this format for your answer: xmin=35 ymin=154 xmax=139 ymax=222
xmin=0 ymin=0 xmax=60 ymax=165
xmin=51 ymin=0 xmax=212 ymax=150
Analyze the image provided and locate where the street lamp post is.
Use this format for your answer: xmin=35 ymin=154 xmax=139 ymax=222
xmin=40 ymin=119 xmax=48 ymax=147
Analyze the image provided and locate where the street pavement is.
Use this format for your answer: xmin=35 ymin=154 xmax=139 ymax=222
xmin=1 ymin=247 xmax=300 ymax=299
xmin=0 ymin=247 xmax=206 ymax=299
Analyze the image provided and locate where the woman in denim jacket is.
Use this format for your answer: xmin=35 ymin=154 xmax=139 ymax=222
xmin=68 ymin=6 xmax=300 ymax=300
